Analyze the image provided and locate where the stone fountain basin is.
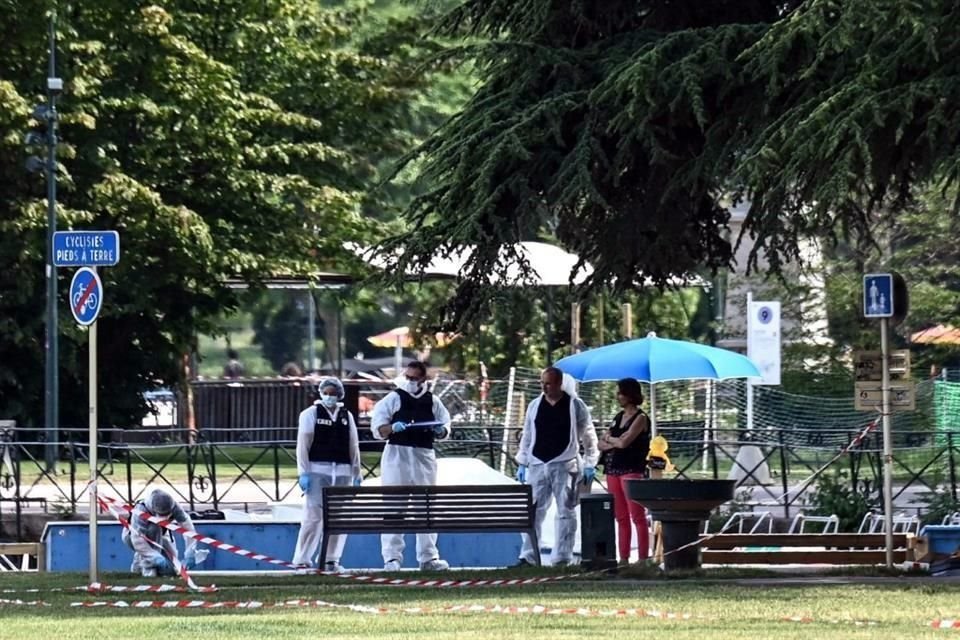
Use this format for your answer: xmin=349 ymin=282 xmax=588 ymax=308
xmin=625 ymin=479 xmax=735 ymax=521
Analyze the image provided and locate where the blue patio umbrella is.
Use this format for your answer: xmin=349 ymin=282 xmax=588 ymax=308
xmin=555 ymin=332 xmax=761 ymax=435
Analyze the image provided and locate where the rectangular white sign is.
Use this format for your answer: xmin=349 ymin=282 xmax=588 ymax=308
xmin=747 ymin=300 xmax=781 ymax=386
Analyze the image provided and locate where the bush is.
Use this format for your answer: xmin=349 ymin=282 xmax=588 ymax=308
xmin=807 ymin=470 xmax=872 ymax=532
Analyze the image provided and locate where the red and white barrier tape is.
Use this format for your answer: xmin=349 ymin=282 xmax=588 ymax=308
xmin=2 ymin=584 xmax=214 ymax=594
xmin=97 ymin=496 xmax=205 ymax=591
xmin=99 ymin=494 xmax=301 ymax=570
xmin=932 ymin=620 xmax=960 ymax=629
xmin=98 ymin=494 xmax=591 ymax=588
xmin=72 ymin=599 xmax=385 ymax=612
xmin=87 ymin=582 xmax=218 ymax=594
xmin=0 ymin=598 xmax=49 ymax=607
xmin=783 ymin=615 xmax=877 ymax=626
xmin=70 ymin=598 xmax=693 ymax=618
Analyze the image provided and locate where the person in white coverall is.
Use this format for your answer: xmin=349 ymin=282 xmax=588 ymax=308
xmin=292 ymin=377 xmax=361 ymax=571
xmin=514 ymin=366 xmax=599 ymax=566
xmin=122 ymin=488 xmax=207 ymax=577
xmin=371 ymin=360 xmax=452 ymax=571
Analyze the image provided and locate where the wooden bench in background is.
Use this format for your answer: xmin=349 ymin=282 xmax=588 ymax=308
xmin=321 ymin=485 xmax=540 ymax=565
xmin=701 ymin=533 xmax=911 ymax=565
xmin=0 ymin=542 xmax=45 ymax=572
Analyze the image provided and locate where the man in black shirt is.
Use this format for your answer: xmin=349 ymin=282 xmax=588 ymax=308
xmin=515 ymin=367 xmax=598 ymax=566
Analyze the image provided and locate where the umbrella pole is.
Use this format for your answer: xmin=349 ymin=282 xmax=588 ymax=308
xmin=394 ymin=335 xmax=402 ymax=375
xmin=649 ymin=384 xmax=657 ymax=438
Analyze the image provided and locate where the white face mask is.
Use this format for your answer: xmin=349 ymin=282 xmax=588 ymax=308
xmin=400 ymin=379 xmax=424 ymax=395
xmin=320 ymin=394 xmax=338 ymax=408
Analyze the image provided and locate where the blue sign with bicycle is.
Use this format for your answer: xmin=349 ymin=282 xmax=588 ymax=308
xmin=70 ymin=267 xmax=103 ymax=326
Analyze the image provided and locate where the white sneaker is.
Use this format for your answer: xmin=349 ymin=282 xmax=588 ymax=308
xmin=141 ymin=567 xmax=158 ymax=578
xmin=419 ymin=558 xmax=449 ymax=571
xmin=324 ymin=561 xmax=345 ymax=573
xmin=383 ymin=559 xmax=402 ymax=571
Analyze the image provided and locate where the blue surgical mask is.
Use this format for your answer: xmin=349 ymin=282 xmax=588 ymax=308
xmin=321 ymin=395 xmax=338 ymax=408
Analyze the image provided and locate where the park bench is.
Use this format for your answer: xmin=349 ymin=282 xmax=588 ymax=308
xmin=0 ymin=542 xmax=45 ymax=572
xmin=320 ymin=484 xmax=540 ymax=565
xmin=700 ymin=532 xmax=911 ymax=565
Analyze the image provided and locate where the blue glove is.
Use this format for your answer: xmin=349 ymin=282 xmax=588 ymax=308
xmin=184 ymin=549 xmax=195 ymax=567
xmin=154 ymin=556 xmax=173 ymax=574
xmin=353 ymin=477 xmax=362 ymax=487
xmin=391 ymin=421 xmax=407 ymax=433
xmin=516 ymin=465 xmax=527 ymax=483
xmin=582 ymin=466 xmax=596 ymax=484
xmin=432 ymin=424 xmax=446 ymax=437
xmin=298 ymin=473 xmax=311 ymax=492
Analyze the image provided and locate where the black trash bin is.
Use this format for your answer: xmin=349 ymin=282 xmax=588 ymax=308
xmin=580 ymin=493 xmax=616 ymax=569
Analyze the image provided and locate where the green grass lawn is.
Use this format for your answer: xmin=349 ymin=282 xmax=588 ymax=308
xmin=0 ymin=571 xmax=958 ymax=639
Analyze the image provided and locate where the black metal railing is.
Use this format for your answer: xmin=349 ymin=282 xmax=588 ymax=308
xmin=2 ymin=425 xmax=958 ymax=541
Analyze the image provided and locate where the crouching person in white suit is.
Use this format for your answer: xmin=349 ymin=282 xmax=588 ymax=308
xmin=123 ymin=488 xmax=207 ymax=577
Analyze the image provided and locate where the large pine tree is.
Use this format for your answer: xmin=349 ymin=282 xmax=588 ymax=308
xmin=385 ymin=1 xmax=805 ymax=326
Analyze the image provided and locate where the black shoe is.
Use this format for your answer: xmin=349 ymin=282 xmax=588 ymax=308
xmin=511 ymin=558 xmax=535 ymax=568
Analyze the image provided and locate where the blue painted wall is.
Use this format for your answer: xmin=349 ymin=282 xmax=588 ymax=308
xmin=42 ymin=521 xmax=524 ymax=572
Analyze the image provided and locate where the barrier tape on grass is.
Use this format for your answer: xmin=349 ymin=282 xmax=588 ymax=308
xmin=70 ymin=598 xmax=694 ymax=618
xmin=97 ymin=493 xmax=594 ymax=588
xmin=73 ymin=599 xmax=386 ymax=612
xmin=87 ymin=582 xmax=218 ymax=594
xmin=783 ymin=615 xmax=878 ymax=626
xmin=931 ymin=620 xmax=960 ymax=629
xmin=1 ymin=584 xmax=215 ymax=594
xmin=0 ymin=598 xmax=49 ymax=607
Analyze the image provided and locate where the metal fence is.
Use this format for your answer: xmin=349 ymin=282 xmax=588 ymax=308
xmin=3 ymin=422 xmax=958 ymax=540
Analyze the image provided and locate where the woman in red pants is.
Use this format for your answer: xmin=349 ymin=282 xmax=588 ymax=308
xmin=598 ymin=378 xmax=651 ymax=565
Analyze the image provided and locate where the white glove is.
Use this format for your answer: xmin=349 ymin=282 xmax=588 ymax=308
xmin=193 ymin=548 xmax=210 ymax=565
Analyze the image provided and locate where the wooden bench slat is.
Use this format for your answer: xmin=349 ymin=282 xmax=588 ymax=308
xmin=703 ymin=549 xmax=908 ymax=564
xmin=701 ymin=533 xmax=908 ymax=549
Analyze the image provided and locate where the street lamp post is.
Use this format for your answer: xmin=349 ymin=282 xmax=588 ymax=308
xmin=27 ymin=14 xmax=62 ymax=469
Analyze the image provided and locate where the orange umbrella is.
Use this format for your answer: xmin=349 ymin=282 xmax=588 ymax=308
xmin=910 ymin=325 xmax=960 ymax=345
xmin=366 ymin=326 xmax=455 ymax=349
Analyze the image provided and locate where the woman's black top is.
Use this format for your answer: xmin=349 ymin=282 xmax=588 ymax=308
xmin=604 ymin=409 xmax=650 ymax=476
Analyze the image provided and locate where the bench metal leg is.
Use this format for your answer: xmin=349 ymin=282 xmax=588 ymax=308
xmin=528 ymin=528 xmax=542 ymax=566
xmin=318 ymin=534 xmax=328 ymax=569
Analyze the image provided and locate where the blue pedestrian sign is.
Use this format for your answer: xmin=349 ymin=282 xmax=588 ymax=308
xmin=864 ymin=273 xmax=894 ymax=318
xmin=70 ymin=267 xmax=103 ymax=326
xmin=53 ymin=230 xmax=120 ymax=267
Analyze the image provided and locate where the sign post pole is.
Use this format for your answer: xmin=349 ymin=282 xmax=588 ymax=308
xmin=69 ymin=265 xmax=106 ymax=583
xmin=862 ymin=272 xmax=899 ymax=569
xmin=88 ymin=267 xmax=98 ymax=584
xmin=57 ymin=232 xmax=118 ymax=584
xmin=880 ymin=316 xmax=894 ymax=568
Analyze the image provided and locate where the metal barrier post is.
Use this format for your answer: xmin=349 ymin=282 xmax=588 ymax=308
xmin=778 ymin=430 xmax=789 ymax=518
xmin=949 ymin=432 xmax=958 ymax=501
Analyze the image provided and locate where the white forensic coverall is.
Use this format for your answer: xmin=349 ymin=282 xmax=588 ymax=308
xmin=292 ymin=401 xmax=361 ymax=567
xmin=122 ymin=491 xmax=199 ymax=575
xmin=371 ymin=386 xmax=452 ymax=564
xmin=516 ymin=391 xmax=599 ymax=564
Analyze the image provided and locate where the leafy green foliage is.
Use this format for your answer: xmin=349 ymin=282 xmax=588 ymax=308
xmin=0 ymin=0 xmax=434 ymax=427
xmin=380 ymin=1 xmax=806 ymax=328
xmin=808 ymin=470 xmax=873 ymax=532
xmin=737 ymin=0 xmax=960 ymax=262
